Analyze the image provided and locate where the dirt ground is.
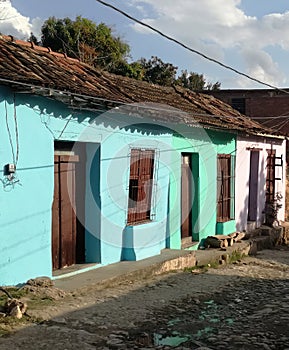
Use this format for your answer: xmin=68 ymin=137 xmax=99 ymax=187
xmin=1 ymin=246 xmax=289 ymax=349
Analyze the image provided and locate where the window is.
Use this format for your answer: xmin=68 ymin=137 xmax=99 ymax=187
xmin=217 ymin=154 xmax=235 ymax=222
xmin=127 ymin=149 xmax=155 ymax=225
xmin=231 ymin=98 xmax=246 ymax=114
xmin=266 ymin=149 xmax=276 ymax=203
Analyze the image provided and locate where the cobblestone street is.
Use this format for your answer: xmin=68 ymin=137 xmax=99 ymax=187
xmin=1 ymin=247 xmax=289 ymax=349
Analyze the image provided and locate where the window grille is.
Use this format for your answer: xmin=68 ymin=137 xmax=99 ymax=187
xmin=217 ymin=154 xmax=235 ymax=222
xmin=127 ymin=149 xmax=155 ymax=225
xmin=266 ymin=149 xmax=276 ymax=203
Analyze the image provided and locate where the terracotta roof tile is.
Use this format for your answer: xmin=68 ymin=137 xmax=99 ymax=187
xmin=0 ymin=35 xmax=279 ymax=136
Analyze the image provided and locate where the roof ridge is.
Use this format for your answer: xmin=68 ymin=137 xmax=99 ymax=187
xmin=0 ymin=34 xmax=80 ymax=63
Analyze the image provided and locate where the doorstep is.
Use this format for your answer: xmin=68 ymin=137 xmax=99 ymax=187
xmin=52 ymin=263 xmax=100 ymax=280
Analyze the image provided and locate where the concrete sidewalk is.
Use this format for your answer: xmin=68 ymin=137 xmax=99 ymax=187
xmin=54 ymin=241 xmax=252 ymax=293
xmin=54 ymin=224 xmax=287 ymax=293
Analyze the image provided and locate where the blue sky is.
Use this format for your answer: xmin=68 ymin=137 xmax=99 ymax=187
xmin=2 ymin=0 xmax=289 ymax=89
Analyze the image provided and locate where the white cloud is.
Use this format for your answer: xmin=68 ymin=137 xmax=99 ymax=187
xmin=0 ymin=0 xmax=41 ymax=39
xmin=129 ymin=0 xmax=289 ymax=87
xmin=237 ymin=48 xmax=285 ymax=88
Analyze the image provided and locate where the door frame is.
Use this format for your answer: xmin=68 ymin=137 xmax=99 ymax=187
xmin=181 ymin=153 xmax=192 ymax=241
xmin=181 ymin=152 xmax=200 ymax=246
xmin=52 ymin=141 xmax=86 ymax=270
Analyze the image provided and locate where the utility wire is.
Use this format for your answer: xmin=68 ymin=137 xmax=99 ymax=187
xmin=0 ymin=76 xmax=250 ymax=121
xmin=5 ymin=100 xmax=16 ymax=165
xmin=95 ymin=0 xmax=289 ymax=94
xmin=13 ymin=94 xmax=19 ymax=165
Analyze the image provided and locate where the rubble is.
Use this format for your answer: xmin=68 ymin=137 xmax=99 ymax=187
xmin=0 ymin=287 xmax=27 ymax=319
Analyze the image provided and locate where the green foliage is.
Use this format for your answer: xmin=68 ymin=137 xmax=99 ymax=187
xmin=139 ymin=56 xmax=178 ymax=86
xmin=40 ymin=16 xmax=221 ymax=89
xmin=41 ymin=16 xmax=130 ymax=70
xmin=228 ymin=251 xmax=246 ymax=264
xmin=110 ymin=60 xmax=145 ymax=80
xmin=28 ymin=32 xmax=40 ymax=45
xmin=175 ymin=70 xmax=221 ymax=91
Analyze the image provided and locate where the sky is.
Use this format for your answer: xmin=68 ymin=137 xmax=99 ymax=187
xmin=1 ymin=0 xmax=289 ymax=89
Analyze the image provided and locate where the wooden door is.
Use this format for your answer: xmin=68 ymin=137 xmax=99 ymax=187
xmin=181 ymin=154 xmax=192 ymax=238
xmin=52 ymin=155 xmax=79 ymax=270
xmin=248 ymin=151 xmax=259 ymax=221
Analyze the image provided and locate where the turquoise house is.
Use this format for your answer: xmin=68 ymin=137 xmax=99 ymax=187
xmin=0 ymin=36 xmax=266 ymax=286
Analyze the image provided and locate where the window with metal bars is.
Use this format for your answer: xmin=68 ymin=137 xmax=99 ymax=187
xmin=217 ymin=154 xmax=235 ymax=222
xmin=266 ymin=149 xmax=276 ymax=203
xmin=127 ymin=149 xmax=155 ymax=225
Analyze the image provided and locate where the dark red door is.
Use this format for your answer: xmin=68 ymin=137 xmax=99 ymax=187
xmin=52 ymin=155 xmax=79 ymax=270
xmin=181 ymin=154 xmax=192 ymax=238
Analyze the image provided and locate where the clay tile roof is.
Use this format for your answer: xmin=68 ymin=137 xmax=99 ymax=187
xmin=0 ymin=35 xmax=279 ymax=136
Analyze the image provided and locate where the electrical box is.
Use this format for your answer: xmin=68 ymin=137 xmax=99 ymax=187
xmin=4 ymin=163 xmax=16 ymax=175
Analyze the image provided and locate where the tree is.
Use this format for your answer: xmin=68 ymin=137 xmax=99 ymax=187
xmin=111 ymin=61 xmax=145 ymax=80
xmin=40 ymin=16 xmax=221 ymax=88
xmin=175 ymin=70 xmax=221 ymax=91
xmin=139 ymin=56 xmax=177 ymax=86
xmin=206 ymin=81 xmax=221 ymax=91
xmin=41 ymin=16 xmax=130 ymax=71
xmin=28 ymin=32 xmax=40 ymax=45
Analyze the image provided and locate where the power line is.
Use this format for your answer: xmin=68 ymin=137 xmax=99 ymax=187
xmin=252 ymin=115 xmax=289 ymax=120
xmin=0 ymin=75 xmax=281 ymax=136
xmin=95 ymin=0 xmax=289 ymax=94
xmin=0 ymin=76 xmax=248 ymax=121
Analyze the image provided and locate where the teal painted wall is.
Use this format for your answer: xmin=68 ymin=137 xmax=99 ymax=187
xmin=0 ymin=88 xmax=54 ymax=285
xmin=169 ymin=126 xmax=236 ymax=249
xmin=0 ymin=87 xmax=173 ymax=285
xmin=0 ymin=85 xmax=236 ymax=286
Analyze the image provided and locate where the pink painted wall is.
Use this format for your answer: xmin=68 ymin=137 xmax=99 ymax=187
xmin=235 ymin=136 xmax=286 ymax=232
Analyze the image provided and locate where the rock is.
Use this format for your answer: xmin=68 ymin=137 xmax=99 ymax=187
xmin=98 ymin=325 xmax=108 ymax=330
xmin=5 ymin=298 xmax=27 ymax=319
xmin=52 ymin=317 xmax=67 ymax=324
xmin=26 ymin=276 xmax=54 ymax=287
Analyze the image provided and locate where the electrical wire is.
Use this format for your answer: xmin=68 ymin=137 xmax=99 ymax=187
xmin=252 ymin=115 xmax=289 ymax=120
xmin=0 ymin=75 xmax=261 ymax=122
xmin=13 ymin=94 xmax=19 ymax=165
xmin=5 ymin=100 xmax=16 ymax=165
xmin=1 ymin=73 xmax=282 ymax=139
xmin=95 ymin=0 xmax=289 ymax=94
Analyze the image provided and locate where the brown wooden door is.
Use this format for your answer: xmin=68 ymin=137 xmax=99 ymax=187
xmin=52 ymin=155 xmax=79 ymax=270
xmin=181 ymin=154 xmax=192 ymax=238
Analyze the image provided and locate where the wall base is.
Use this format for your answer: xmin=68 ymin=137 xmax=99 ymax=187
xmin=216 ymin=220 xmax=236 ymax=235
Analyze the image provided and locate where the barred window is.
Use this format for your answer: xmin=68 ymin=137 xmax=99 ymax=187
xmin=266 ymin=149 xmax=276 ymax=203
xmin=217 ymin=154 xmax=235 ymax=222
xmin=127 ymin=149 xmax=155 ymax=225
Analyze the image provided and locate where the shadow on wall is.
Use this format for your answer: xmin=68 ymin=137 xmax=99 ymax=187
xmin=19 ymin=95 xmax=188 ymax=138
xmin=236 ymin=154 xmax=266 ymax=233
xmin=121 ymin=226 xmax=137 ymax=261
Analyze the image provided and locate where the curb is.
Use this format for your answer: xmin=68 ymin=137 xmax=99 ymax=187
xmin=54 ymin=225 xmax=286 ymax=293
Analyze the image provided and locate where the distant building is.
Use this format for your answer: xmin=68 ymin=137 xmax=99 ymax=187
xmin=204 ymin=88 xmax=289 ymax=135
